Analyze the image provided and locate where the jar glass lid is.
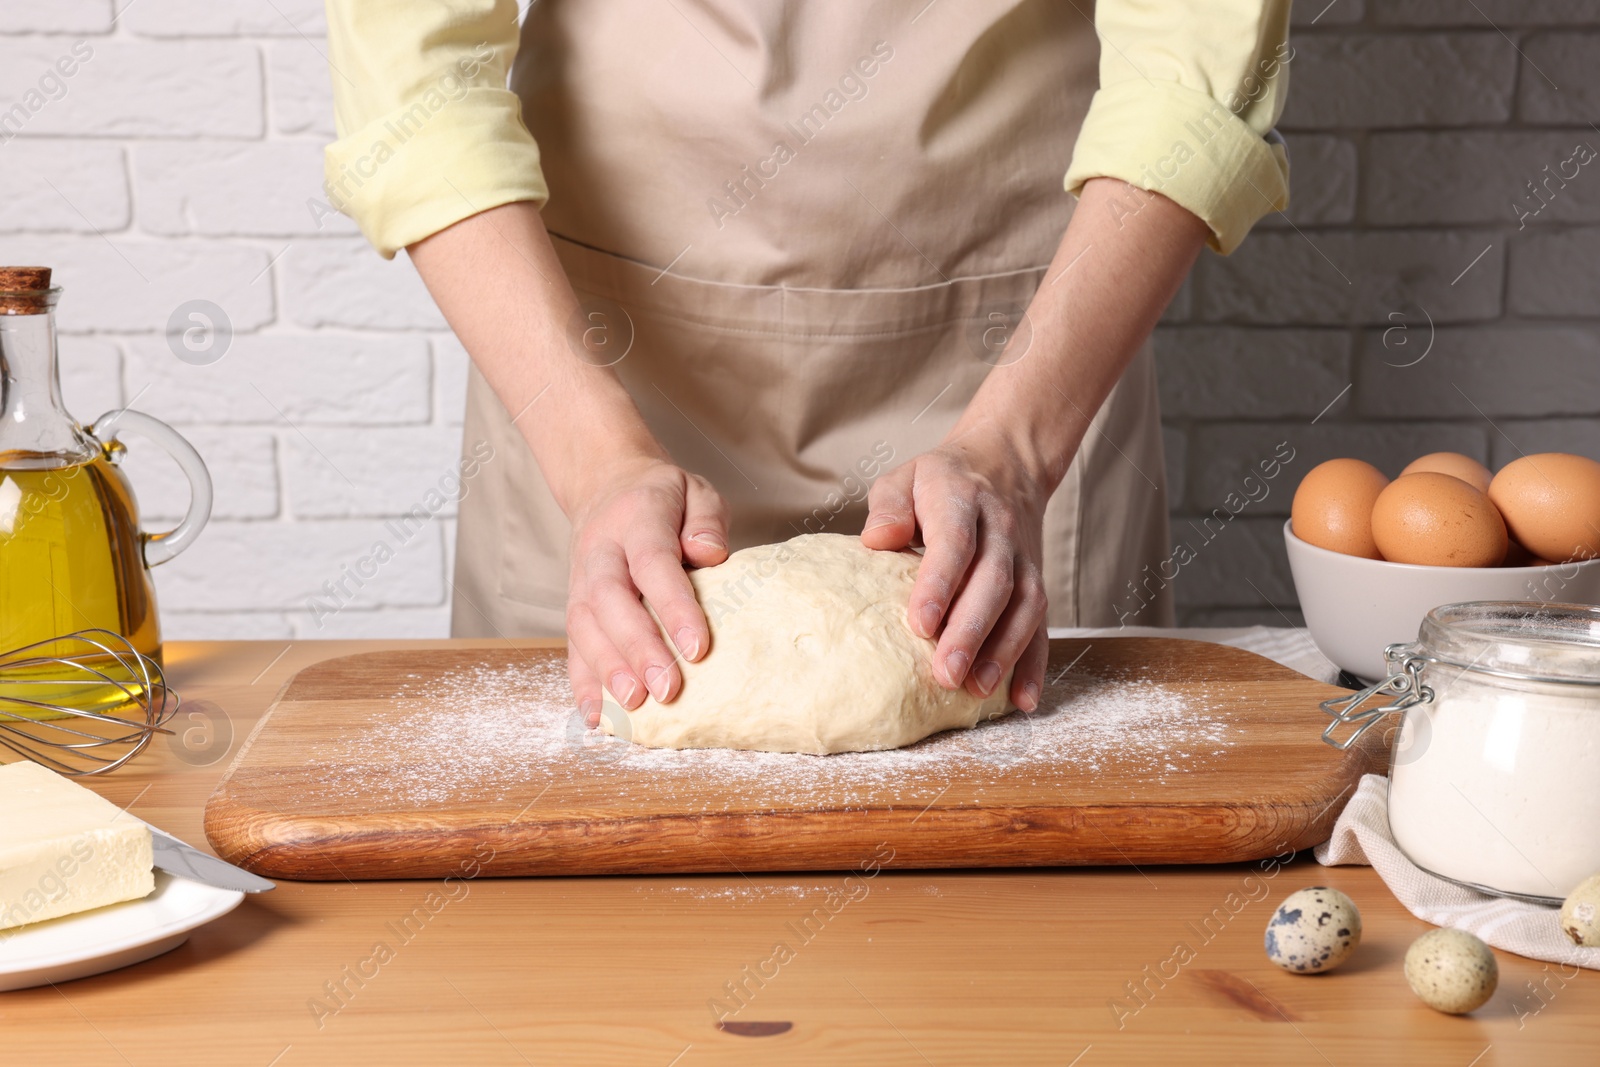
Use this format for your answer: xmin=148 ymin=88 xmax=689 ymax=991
xmin=1418 ymin=600 xmax=1600 ymax=685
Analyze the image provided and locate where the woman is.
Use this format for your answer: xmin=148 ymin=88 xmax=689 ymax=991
xmin=323 ymin=0 xmax=1291 ymax=725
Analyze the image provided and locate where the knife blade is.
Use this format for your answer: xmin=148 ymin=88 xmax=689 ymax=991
xmin=148 ymin=825 xmax=276 ymax=894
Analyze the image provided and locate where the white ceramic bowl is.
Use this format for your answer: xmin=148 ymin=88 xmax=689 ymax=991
xmin=1283 ymin=519 xmax=1600 ymax=682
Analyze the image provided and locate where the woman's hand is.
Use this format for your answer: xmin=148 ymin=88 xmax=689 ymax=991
xmin=855 ymin=179 xmax=1208 ymax=713
xmin=566 ymin=457 xmax=731 ymax=726
xmin=860 ymin=426 xmax=1052 ymax=713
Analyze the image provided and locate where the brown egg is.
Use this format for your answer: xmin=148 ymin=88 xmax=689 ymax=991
xmin=1401 ymin=452 xmax=1492 ymax=493
xmin=1500 ymin=539 xmax=1539 ymax=567
xmin=1488 ymin=453 xmax=1600 ymax=563
xmin=1498 ymin=540 xmax=1559 ymax=567
xmin=1371 ymin=473 xmax=1508 ymax=567
xmin=1292 ymin=459 xmax=1389 ymax=559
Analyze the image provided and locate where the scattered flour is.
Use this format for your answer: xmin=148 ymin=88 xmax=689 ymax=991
xmin=633 ymin=882 xmax=815 ymax=905
xmin=303 ymin=656 xmax=1233 ymax=812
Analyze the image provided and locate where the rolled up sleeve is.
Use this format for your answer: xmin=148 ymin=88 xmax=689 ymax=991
xmin=324 ymin=0 xmax=548 ymax=259
xmin=1064 ymin=0 xmax=1293 ymax=255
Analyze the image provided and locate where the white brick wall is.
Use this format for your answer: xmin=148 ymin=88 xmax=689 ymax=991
xmin=0 ymin=3 xmax=457 ymax=639
xmin=1 ymin=3 xmax=1595 ymax=638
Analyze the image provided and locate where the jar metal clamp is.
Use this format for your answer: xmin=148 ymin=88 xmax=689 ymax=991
xmin=1319 ymin=643 xmax=1434 ymax=750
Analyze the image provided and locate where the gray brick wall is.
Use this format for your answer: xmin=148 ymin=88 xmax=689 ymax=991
xmin=1160 ymin=1 xmax=1600 ymax=626
xmin=0 ymin=1 xmax=1594 ymax=637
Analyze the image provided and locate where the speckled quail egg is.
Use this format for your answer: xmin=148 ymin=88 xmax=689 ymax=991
xmin=1263 ymin=886 xmax=1362 ymax=973
xmin=1404 ymin=928 xmax=1498 ymax=1014
xmin=1560 ymin=874 xmax=1600 ymax=946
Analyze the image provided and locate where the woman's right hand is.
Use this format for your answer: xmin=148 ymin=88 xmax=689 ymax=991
xmin=405 ymin=204 xmax=728 ymax=726
xmin=566 ymin=457 xmax=731 ymax=727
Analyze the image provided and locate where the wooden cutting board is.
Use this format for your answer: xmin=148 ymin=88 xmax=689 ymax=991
xmin=203 ymin=639 xmax=1387 ymax=879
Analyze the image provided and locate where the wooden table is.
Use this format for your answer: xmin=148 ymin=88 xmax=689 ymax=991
xmin=6 ymin=640 xmax=1596 ymax=1066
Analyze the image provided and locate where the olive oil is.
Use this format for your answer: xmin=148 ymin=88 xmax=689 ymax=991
xmin=1 ymin=266 xmax=199 ymax=728
xmin=0 ymin=453 xmax=159 ymax=716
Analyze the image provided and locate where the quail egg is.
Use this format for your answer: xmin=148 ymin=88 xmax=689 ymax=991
xmin=1404 ymin=928 xmax=1498 ymax=1014
xmin=1561 ymin=874 xmax=1600 ymax=946
xmin=1264 ymin=886 xmax=1362 ymax=973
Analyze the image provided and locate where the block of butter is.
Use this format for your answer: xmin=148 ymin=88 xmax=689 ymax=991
xmin=0 ymin=761 xmax=155 ymax=932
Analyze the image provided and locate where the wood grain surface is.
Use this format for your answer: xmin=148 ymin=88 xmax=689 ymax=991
xmin=6 ymin=639 xmax=1597 ymax=1067
xmin=203 ymin=638 xmax=1387 ymax=880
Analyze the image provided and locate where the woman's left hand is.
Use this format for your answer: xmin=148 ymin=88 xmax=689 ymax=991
xmin=860 ymin=426 xmax=1054 ymax=713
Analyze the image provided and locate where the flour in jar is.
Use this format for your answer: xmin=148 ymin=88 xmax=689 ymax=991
xmin=1387 ymin=671 xmax=1600 ymax=899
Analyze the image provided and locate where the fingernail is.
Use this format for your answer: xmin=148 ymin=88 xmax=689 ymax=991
xmin=974 ymin=660 xmax=1002 ymax=695
xmin=579 ymin=698 xmax=601 ymax=728
xmin=675 ymin=626 xmax=702 ymax=661
xmin=609 ymin=672 xmax=639 ymax=708
xmin=919 ymin=602 xmax=942 ymax=638
xmin=864 ymin=514 xmax=898 ymax=531
xmin=644 ymin=665 xmax=671 ymax=702
xmin=1019 ymin=681 xmax=1040 ymax=712
xmin=943 ymin=649 xmax=969 ymax=688
xmin=689 ymin=532 xmax=726 ymax=551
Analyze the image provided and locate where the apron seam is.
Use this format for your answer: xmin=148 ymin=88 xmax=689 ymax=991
xmin=553 ymin=230 xmax=1053 ymax=297
xmin=552 ymin=232 xmax=1053 ymax=338
xmin=592 ymin=314 xmax=1012 ymax=344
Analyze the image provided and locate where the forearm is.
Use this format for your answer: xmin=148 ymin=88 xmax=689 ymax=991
xmin=951 ymin=177 xmax=1209 ymax=491
xmin=407 ymin=202 xmax=668 ymax=514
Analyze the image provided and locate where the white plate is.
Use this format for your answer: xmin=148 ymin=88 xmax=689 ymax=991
xmin=0 ymin=871 xmax=244 ymax=992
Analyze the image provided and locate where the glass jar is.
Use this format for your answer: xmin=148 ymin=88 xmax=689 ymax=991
xmin=1322 ymin=601 xmax=1600 ymax=904
xmin=1 ymin=266 xmax=211 ymax=714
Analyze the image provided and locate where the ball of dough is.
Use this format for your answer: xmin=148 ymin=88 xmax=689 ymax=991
xmin=1263 ymin=886 xmax=1362 ymax=973
xmin=1560 ymin=873 xmax=1600 ymax=946
xmin=604 ymin=533 xmax=1013 ymax=753
xmin=1404 ymin=928 xmax=1498 ymax=1014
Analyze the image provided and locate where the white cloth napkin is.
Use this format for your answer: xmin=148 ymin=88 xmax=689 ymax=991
xmin=1317 ymin=773 xmax=1600 ymax=971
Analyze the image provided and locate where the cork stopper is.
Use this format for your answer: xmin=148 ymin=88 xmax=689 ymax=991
xmin=0 ymin=266 xmax=54 ymax=314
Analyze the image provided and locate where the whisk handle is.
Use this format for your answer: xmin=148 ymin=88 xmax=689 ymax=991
xmin=89 ymin=408 xmax=213 ymax=567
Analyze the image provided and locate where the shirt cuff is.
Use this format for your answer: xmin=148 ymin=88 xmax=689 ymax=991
xmin=1064 ymin=79 xmax=1289 ymax=256
xmin=324 ymin=87 xmax=549 ymax=260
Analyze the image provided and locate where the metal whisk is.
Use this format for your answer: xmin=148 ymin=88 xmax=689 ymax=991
xmin=0 ymin=629 xmax=179 ymax=776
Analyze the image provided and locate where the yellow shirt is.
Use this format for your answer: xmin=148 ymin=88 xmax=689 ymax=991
xmin=324 ymin=0 xmax=1291 ymax=260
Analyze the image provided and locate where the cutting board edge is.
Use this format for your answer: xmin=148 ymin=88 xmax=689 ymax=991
xmin=203 ymin=671 xmax=294 ymax=808
xmin=202 ymin=787 xmax=1368 ymax=882
xmin=203 ymin=727 xmax=1383 ymax=869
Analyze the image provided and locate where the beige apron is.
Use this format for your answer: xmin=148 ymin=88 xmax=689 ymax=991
xmin=452 ymin=0 xmax=1174 ymax=636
